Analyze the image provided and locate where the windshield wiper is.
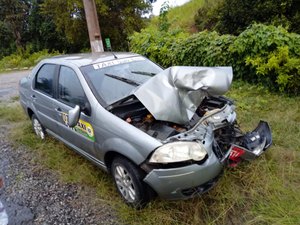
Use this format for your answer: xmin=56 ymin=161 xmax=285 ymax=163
xmin=104 ymin=73 xmax=141 ymax=86
xmin=131 ymin=71 xmax=156 ymax=76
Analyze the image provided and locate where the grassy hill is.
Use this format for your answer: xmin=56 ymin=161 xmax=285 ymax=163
xmin=149 ymin=0 xmax=205 ymax=33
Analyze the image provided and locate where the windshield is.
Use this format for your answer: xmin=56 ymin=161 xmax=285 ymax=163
xmin=81 ymin=56 xmax=163 ymax=105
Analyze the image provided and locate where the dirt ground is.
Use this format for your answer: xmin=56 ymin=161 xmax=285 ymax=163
xmin=0 ymin=70 xmax=30 ymax=101
xmin=0 ymin=70 xmax=119 ymax=224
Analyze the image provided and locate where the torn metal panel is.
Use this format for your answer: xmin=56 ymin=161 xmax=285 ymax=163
xmin=134 ymin=66 xmax=233 ymax=124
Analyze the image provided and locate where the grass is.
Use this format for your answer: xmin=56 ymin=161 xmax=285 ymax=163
xmin=149 ymin=0 xmax=205 ymax=33
xmin=1 ymin=82 xmax=299 ymax=224
xmin=0 ymin=49 xmax=60 ymax=73
xmin=0 ymin=101 xmax=26 ymax=122
xmin=167 ymin=0 xmax=204 ymax=32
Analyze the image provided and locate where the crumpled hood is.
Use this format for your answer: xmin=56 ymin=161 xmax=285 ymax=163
xmin=133 ymin=66 xmax=233 ymax=124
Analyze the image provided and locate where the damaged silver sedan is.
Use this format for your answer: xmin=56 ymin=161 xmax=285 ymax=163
xmin=19 ymin=53 xmax=272 ymax=208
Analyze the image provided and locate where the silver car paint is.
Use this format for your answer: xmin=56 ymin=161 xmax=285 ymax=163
xmin=20 ymin=57 xmax=163 ymax=167
xmin=144 ymin=153 xmax=222 ymax=199
xmin=19 ymin=53 xmax=232 ymax=199
xmin=134 ymin=66 xmax=233 ymax=124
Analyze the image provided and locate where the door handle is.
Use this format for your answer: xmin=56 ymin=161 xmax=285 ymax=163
xmin=31 ymin=94 xmax=36 ymax=99
xmin=55 ymin=107 xmax=62 ymax=112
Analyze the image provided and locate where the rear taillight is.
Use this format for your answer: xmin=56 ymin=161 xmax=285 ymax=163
xmin=229 ymin=145 xmax=246 ymax=167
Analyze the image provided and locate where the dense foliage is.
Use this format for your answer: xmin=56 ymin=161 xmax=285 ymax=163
xmin=195 ymin=0 xmax=300 ymax=35
xmin=130 ymin=24 xmax=300 ymax=95
xmin=0 ymin=0 xmax=152 ymax=58
xmin=130 ymin=28 xmax=188 ymax=67
xmin=0 ymin=48 xmax=59 ymax=72
xmin=42 ymin=0 xmax=152 ymax=51
xmin=230 ymin=24 xmax=300 ymax=94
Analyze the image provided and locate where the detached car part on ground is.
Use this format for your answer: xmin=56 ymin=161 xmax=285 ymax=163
xmin=19 ymin=53 xmax=272 ymax=208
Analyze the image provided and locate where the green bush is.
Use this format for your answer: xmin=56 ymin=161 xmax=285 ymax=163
xmin=129 ymin=24 xmax=300 ymax=95
xmin=129 ymin=27 xmax=188 ymax=67
xmin=230 ymin=24 xmax=300 ymax=93
xmin=173 ymin=31 xmax=235 ymax=66
xmin=0 ymin=49 xmax=60 ymax=72
xmin=246 ymin=46 xmax=300 ymax=94
xmin=194 ymin=0 xmax=300 ymax=35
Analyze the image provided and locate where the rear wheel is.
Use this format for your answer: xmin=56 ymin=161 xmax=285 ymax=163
xmin=31 ymin=114 xmax=46 ymax=140
xmin=111 ymin=157 xmax=154 ymax=209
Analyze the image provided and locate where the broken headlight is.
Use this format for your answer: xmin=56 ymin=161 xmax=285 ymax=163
xmin=149 ymin=142 xmax=207 ymax=163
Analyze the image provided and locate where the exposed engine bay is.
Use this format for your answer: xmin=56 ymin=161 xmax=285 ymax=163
xmin=110 ymin=96 xmax=235 ymax=138
xmin=109 ymin=96 xmax=186 ymax=140
xmin=110 ymin=95 xmax=237 ymax=141
xmin=109 ymin=95 xmax=272 ymax=165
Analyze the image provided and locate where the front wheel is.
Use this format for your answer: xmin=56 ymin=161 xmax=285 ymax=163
xmin=111 ymin=157 xmax=154 ymax=209
xmin=31 ymin=114 xmax=46 ymax=140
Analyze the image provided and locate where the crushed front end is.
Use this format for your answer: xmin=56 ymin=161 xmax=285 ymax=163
xmin=108 ymin=65 xmax=272 ymax=200
xmin=139 ymin=96 xmax=272 ymax=199
xmin=195 ymin=96 xmax=272 ymax=167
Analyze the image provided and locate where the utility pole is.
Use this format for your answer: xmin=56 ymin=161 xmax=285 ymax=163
xmin=83 ymin=0 xmax=104 ymax=52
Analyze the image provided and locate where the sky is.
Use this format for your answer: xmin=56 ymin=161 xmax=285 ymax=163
xmin=151 ymin=0 xmax=191 ymax=16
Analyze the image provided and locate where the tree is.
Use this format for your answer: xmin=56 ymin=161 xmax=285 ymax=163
xmin=195 ymin=0 xmax=300 ymax=35
xmin=100 ymin=0 xmax=152 ymax=50
xmin=158 ymin=1 xmax=170 ymax=32
xmin=0 ymin=0 xmax=29 ymax=49
xmin=41 ymin=0 xmax=89 ymax=51
xmin=24 ymin=0 xmax=77 ymax=52
xmin=0 ymin=0 xmax=154 ymax=57
xmin=41 ymin=0 xmax=153 ymax=51
xmin=0 ymin=21 xmax=15 ymax=58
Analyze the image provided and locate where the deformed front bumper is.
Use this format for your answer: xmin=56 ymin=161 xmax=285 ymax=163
xmin=142 ymin=121 xmax=272 ymax=200
xmin=143 ymin=153 xmax=223 ymax=200
xmin=241 ymin=120 xmax=272 ymax=160
xmin=229 ymin=121 xmax=272 ymax=165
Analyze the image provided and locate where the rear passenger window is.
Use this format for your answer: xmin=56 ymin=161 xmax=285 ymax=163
xmin=35 ymin=64 xmax=56 ymax=96
xmin=58 ymin=66 xmax=87 ymax=108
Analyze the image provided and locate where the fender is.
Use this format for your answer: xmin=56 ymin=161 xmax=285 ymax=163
xmin=101 ymin=137 xmax=156 ymax=165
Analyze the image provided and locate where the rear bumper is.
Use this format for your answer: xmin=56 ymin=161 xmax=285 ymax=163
xmin=143 ymin=153 xmax=223 ymax=200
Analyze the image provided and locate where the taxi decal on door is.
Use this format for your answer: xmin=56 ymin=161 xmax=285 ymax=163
xmin=61 ymin=112 xmax=95 ymax=142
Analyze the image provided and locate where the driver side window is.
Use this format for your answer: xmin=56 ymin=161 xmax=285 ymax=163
xmin=58 ymin=66 xmax=87 ymax=108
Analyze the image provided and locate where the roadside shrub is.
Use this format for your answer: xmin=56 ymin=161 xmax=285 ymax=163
xmin=129 ymin=27 xmax=188 ymax=67
xmin=246 ymin=46 xmax=300 ymax=94
xmin=173 ymin=31 xmax=235 ymax=66
xmin=230 ymin=24 xmax=300 ymax=93
xmin=194 ymin=0 xmax=300 ymax=35
xmin=130 ymin=24 xmax=300 ymax=95
xmin=0 ymin=49 xmax=60 ymax=72
xmin=0 ymin=54 xmax=22 ymax=70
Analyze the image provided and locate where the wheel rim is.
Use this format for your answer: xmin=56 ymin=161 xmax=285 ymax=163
xmin=33 ymin=118 xmax=45 ymax=139
xmin=114 ymin=165 xmax=136 ymax=202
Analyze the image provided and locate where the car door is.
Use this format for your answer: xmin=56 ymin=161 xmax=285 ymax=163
xmin=32 ymin=63 xmax=59 ymax=133
xmin=54 ymin=65 xmax=96 ymax=157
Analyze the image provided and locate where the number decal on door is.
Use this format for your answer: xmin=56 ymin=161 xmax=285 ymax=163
xmin=61 ymin=112 xmax=95 ymax=141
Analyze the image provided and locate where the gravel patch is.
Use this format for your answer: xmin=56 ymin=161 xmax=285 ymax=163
xmin=0 ymin=70 xmax=29 ymax=101
xmin=0 ymin=124 xmax=119 ymax=225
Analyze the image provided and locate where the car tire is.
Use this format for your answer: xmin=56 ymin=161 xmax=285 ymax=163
xmin=111 ymin=156 xmax=154 ymax=209
xmin=31 ymin=114 xmax=46 ymax=140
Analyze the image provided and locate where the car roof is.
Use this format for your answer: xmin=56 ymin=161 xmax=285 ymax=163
xmin=42 ymin=52 xmax=141 ymax=67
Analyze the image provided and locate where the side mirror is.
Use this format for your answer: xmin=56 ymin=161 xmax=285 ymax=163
xmin=68 ymin=105 xmax=80 ymax=127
